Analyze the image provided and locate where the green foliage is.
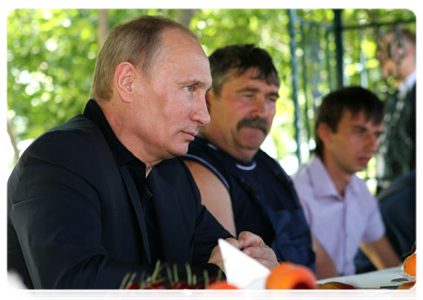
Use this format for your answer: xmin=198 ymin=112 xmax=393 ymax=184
xmin=8 ymin=9 xmax=98 ymax=139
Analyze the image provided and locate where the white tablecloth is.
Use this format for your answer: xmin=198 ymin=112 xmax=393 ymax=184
xmin=317 ymin=266 xmax=405 ymax=288
xmin=317 ymin=266 xmax=402 ymax=300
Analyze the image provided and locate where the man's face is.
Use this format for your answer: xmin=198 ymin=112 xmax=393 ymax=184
xmin=323 ymin=110 xmax=384 ymax=176
xmin=377 ymin=33 xmax=404 ymax=79
xmin=207 ymin=68 xmax=279 ymax=157
xmin=131 ymin=29 xmax=211 ymax=161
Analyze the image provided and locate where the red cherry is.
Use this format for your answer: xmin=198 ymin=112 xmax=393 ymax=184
xmin=290 ymin=282 xmax=314 ymax=300
xmin=141 ymin=282 xmax=167 ymax=300
xmin=124 ymin=283 xmax=141 ymax=300
xmin=172 ymin=281 xmax=184 ymax=293
xmin=104 ymin=291 xmax=128 ymax=300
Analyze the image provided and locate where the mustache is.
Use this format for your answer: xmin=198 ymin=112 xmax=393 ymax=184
xmin=236 ymin=117 xmax=269 ymax=134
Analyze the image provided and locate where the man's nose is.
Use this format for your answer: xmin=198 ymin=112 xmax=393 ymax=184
xmin=253 ymin=95 xmax=266 ymax=117
xmin=192 ymin=95 xmax=211 ymax=127
xmin=366 ymin=133 xmax=379 ymax=152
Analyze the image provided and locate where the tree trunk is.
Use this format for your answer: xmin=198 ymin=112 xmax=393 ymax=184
xmin=7 ymin=117 xmax=20 ymax=166
xmin=98 ymin=9 xmax=108 ymax=48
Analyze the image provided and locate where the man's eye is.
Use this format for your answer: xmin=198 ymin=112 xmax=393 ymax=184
xmin=242 ymin=94 xmax=254 ymax=99
xmin=184 ymin=86 xmax=194 ymax=92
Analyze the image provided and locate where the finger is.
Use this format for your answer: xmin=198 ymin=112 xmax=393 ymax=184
xmin=238 ymin=231 xmax=263 ymax=248
xmin=242 ymin=245 xmax=278 ymax=269
xmin=242 ymin=245 xmax=271 ymax=259
xmin=224 ymin=237 xmax=240 ymax=249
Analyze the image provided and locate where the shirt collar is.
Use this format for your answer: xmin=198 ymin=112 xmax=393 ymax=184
xmin=308 ymin=156 xmax=359 ymax=199
xmin=199 ymin=136 xmax=258 ymax=169
xmin=83 ymin=99 xmax=144 ymax=169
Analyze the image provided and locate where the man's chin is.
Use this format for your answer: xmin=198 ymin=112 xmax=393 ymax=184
xmin=352 ymin=164 xmax=367 ymax=174
xmin=169 ymin=144 xmax=190 ymax=158
xmin=239 ymin=130 xmax=267 ymax=145
xmin=240 ymin=141 xmax=263 ymax=152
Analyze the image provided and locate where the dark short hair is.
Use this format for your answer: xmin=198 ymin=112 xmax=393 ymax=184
xmin=90 ymin=15 xmax=195 ymax=101
xmin=314 ymin=86 xmax=385 ymax=158
xmin=208 ymin=44 xmax=279 ymax=96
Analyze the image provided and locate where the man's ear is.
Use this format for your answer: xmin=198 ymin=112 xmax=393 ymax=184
xmin=114 ymin=62 xmax=137 ymax=103
xmin=317 ymin=123 xmax=332 ymax=145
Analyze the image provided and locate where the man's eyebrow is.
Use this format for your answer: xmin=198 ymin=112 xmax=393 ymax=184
xmin=235 ymin=87 xmax=279 ymax=98
xmin=181 ymin=80 xmax=211 ymax=89
xmin=352 ymin=124 xmax=384 ymax=134
xmin=352 ymin=125 xmax=367 ymax=130
xmin=236 ymin=87 xmax=259 ymax=93
xmin=267 ymin=91 xmax=280 ymax=98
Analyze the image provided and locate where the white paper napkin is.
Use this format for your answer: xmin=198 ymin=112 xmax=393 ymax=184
xmin=218 ymin=239 xmax=270 ymax=289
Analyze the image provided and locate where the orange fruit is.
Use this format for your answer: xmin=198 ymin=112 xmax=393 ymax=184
xmin=403 ymin=253 xmax=416 ymax=277
xmin=266 ymin=262 xmax=316 ymax=289
xmin=198 ymin=281 xmax=247 ymax=300
xmin=391 ymin=281 xmax=420 ymax=300
xmin=266 ymin=262 xmax=297 ymax=286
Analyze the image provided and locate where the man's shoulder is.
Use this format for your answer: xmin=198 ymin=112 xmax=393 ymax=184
xmin=18 ymin=114 xmax=111 ymax=173
xmin=185 ymin=137 xmax=232 ymax=187
xmin=186 ymin=136 xmax=217 ymax=161
xmin=292 ymin=157 xmax=330 ymax=197
xmin=292 ymin=157 xmax=318 ymax=183
xmin=32 ymin=115 xmax=100 ymax=147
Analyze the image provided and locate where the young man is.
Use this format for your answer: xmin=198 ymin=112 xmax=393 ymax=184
xmin=293 ymin=87 xmax=401 ymax=276
xmin=184 ymin=44 xmax=337 ymax=279
xmin=8 ymin=17 xmax=278 ymax=289
xmin=377 ymin=28 xmax=416 ymax=178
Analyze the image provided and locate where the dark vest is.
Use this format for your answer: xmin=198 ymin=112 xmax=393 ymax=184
xmin=186 ymin=137 xmax=315 ymax=270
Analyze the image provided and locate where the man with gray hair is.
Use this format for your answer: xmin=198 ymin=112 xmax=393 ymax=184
xmin=8 ymin=16 xmax=278 ymax=289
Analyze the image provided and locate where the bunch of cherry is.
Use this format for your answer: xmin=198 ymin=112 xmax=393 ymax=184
xmin=104 ymin=282 xmax=210 ymax=300
xmin=104 ymin=263 xmax=220 ymax=300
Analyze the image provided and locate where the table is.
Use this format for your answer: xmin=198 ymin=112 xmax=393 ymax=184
xmin=317 ymin=266 xmax=408 ymax=289
xmin=317 ymin=266 xmax=402 ymax=300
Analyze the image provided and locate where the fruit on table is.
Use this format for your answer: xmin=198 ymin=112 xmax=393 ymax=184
xmin=104 ymin=262 xmax=364 ymax=300
xmin=265 ymin=262 xmax=316 ymax=289
xmin=198 ymin=281 xmax=247 ymax=300
xmin=104 ymin=281 xmax=210 ymax=300
xmin=403 ymin=252 xmax=416 ymax=277
xmin=391 ymin=281 xmax=420 ymax=300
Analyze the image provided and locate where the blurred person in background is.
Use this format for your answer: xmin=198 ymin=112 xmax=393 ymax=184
xmin=377 ymin=27 xmax=416 ymax=179
xmin=293 ymin=87 xmax=401 ymax=276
